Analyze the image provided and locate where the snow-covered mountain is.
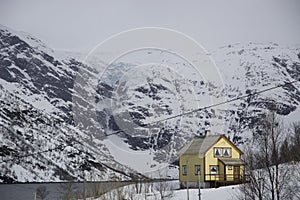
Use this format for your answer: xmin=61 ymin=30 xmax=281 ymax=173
xmin=87 ymin=42 xmax=300 ymax=163
xmin=0 ymin=25 xmax=299 ymax=183
xmin=213 ymin=43 xmax=300 ymax=136
xmin=0 ymin=25 xmax=146 ymax=183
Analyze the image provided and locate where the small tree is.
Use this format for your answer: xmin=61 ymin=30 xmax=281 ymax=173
xmin=290 ymin=122 xmax=300 ymax=161
xmin=279 ymin=138 xmax=290 ymax=163
xmin=132 ymin=177 xmax=143 ymax=194
xmin=152 ymin=170 xmax=174 ymax=200
xmin=237 ymin=110 xmax=295 ymax=200
xmin=296 ymin=166 xmax=300 ymax=199
xmin=58 ymin=182 xmax=74 ymax=200
xmin=36 ymin=186 xmax=49 ymax=200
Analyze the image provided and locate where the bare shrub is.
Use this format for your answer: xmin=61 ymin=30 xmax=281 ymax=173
xmin=36 ymin=186 xmax=49 ymax=200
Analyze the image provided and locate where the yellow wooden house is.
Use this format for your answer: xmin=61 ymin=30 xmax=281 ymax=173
xmin=178 ymin=132 xmax=245 ymax=188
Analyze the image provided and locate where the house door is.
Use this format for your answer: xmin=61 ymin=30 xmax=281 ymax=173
xmin=224 ymin=166 xmax=227 ymax=181
xmin=234 ymin=166 xmax=240 ymax=181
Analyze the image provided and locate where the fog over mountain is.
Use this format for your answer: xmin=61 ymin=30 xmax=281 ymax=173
xmin=0 ymin=0 xmax=299 ymax=51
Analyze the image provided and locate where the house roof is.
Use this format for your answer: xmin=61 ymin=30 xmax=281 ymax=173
xmin=177 ymin=134 xmax=243 ymax=157
xmin=177 ymin=135 xmax=221 ymax=156
xmin=219 ymin=158 xmax=244 ymax=166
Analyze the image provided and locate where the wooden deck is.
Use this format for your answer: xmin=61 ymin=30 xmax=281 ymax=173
xmin=205 ymin=174 xmax=249 ymax=187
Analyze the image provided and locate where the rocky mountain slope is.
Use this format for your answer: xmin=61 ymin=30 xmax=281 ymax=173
xmin=0 ymin=25 xmax=145 ymax=183
xmin=0 ymin=25 xmax=299 ymax=182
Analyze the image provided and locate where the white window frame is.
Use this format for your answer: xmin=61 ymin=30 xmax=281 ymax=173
xmin=210 ymin=165 xmax=219 ymax=174
xmin=223 ymin=148 xmax=232 ymax=157
xmin=182 ymin=165 xmax=188 ymax=176
xmin=195 ymin=165 xmax=200 ymax=175
xmin=214 ymin=148 xmax=223 ymax=157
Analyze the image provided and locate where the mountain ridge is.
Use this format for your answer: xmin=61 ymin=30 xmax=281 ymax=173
xmin=0 ymin=25 xmax=300 ymax=182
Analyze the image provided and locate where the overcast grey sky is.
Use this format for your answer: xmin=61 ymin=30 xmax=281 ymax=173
xmin=0 ymin=0 xmax=299 ymax=52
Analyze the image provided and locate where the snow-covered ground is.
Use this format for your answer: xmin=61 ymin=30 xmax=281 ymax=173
xmin=102 ymin=135 xmax=179 ymax=179
xmin=144 ymin=185 xmax=239 ymax=200
xmin=88 ymin=162 xmax=300 ymax=200
xmin=102 ymin=135 xmax=161 ymax=173
xmin=90 ymin=181 xmax=239 ymax=200
xmin=169 ymin=186 xmax=238 ymax=200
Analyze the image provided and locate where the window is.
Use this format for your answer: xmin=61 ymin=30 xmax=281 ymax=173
xmin=182 ymin=165 xmax=187 ymax=176
xmin=223 ymin=148 xmax=231 ymax=157
xmin=214 ymin=147 xmax=232 ymax=157
xmin=214 ymin=148 xmax=223 ymax=157
xmin=210 ymin=166 xmax=219 ymax=174
xmin=195 ymin=165 xmax=200 ymax=175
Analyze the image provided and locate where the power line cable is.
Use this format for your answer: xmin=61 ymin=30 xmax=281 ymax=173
xmin=146 ymin=80 xmax=299 ymax=126
xmin=106 ymin=79 xmax=299 ymax=136
xmin=1 ymin=79 xmax=299 ymax=159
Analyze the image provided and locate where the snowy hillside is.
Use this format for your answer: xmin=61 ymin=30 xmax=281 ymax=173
xmin=0 ymin=25 xmax=146 ymax=182
xmin=0 ymin=24 xmax=300 ymax=182
xmin=93 ymin=181 xmax=239 ymax=200
xmin=89 ymin=42 xmax=300 ymax=170
xmin=212 ymin=43 xmax=300 ymax=137
xmin=94 ymin=162 xmax=300 ymax=200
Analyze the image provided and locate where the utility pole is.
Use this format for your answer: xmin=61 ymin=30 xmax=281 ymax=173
xmin=186 ymin=157 xmax=189 ymax=200
xmin=34 ymin=192 xmax=36 ymax=200
xmin=186 ymin=180 xmax=190 ymax=200
xmin=198 ymin=171 xmax=201 ymax=200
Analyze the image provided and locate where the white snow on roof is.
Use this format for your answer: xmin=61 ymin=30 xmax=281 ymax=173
xmin=177 ymin=135 xmax=221 ymax=156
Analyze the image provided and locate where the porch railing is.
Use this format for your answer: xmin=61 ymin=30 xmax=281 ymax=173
xmin=204 ymin=174 xmax=249 ymax=183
